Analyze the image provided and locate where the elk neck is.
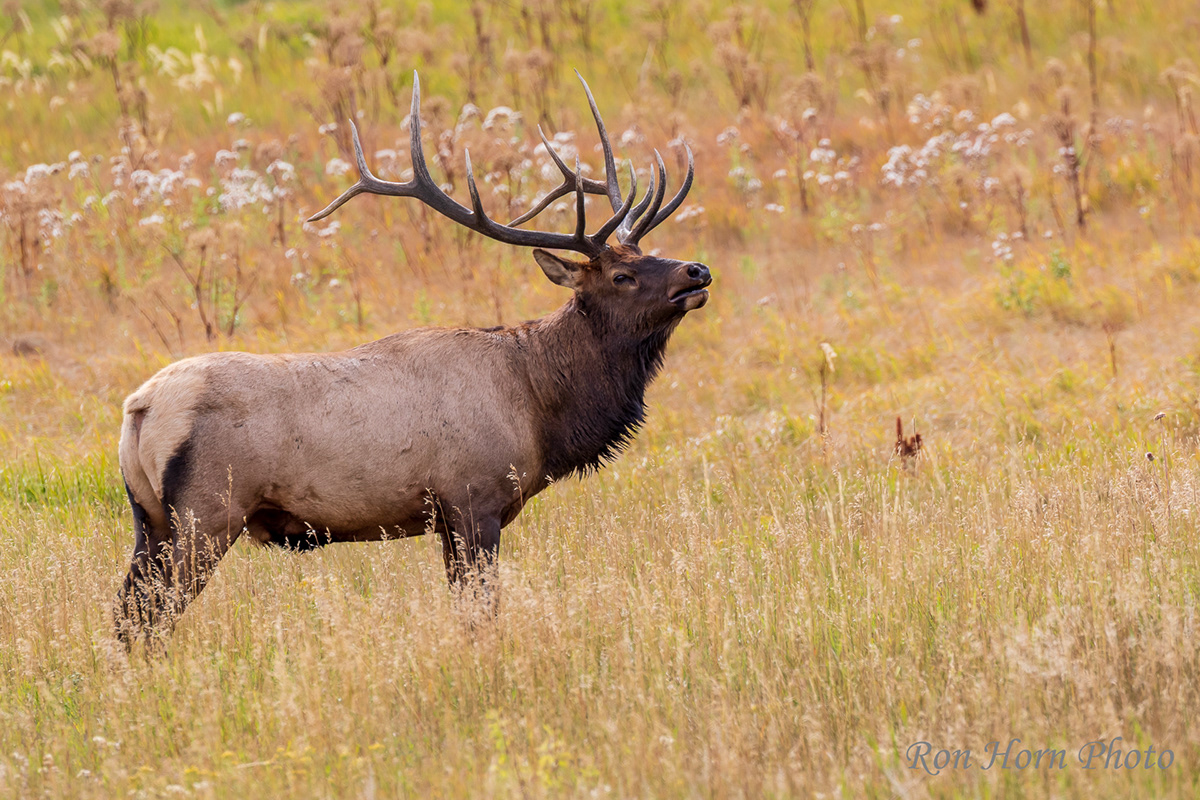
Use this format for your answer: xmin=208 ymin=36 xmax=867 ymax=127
xmin=518 ymin=295 xmax=680 ymax=481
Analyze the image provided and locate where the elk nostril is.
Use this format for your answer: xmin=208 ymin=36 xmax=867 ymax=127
xmin=687 ymin=263 xmax=704 ymax=280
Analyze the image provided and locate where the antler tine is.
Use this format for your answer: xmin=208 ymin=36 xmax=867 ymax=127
xmin=575 ymin=70 xmax=622 ymax=213
xmin=637 ymin=144 xmax=695 ymax=239
xmin=592 ymin=163 xmax=638 ymax=245
xmin=626 ymin=150 xmax=668 ymax=245
xmin=616 ymin=164 xmax=656 ymax=241
xmin=464 ymin=148 xmax=488 ymax=224
xmin=573 ymin=156 xmax=588 ymax=243
xmin=306 ymin=123 xmax=380 ymax=222
xmin=408 ymin=72 xmax=429 ymax=182
xmin=507 ymin=125 xmax=612 ymax=226
xmin=508 ymin=126 xmax=598 ymax=226
xmin=506 ymin=187 xmax=571 ymax=227
xmin=404 ymin=72 xmax=478 ymax=222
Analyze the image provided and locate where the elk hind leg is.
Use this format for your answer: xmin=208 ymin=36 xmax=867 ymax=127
xmin=115 ymin=481 xmax=174 ymax=647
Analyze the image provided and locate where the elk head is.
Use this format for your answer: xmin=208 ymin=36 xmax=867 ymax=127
xmin=308 ymin=71 xmax=711 ymax=333
xmin=532 ymin=246 xmax=710 ymax=337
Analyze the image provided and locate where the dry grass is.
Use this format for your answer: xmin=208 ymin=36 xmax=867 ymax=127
xmin=3 ymin=0 xmax=1200 ymax=797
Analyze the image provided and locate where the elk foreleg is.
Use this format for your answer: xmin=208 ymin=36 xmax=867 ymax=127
xmin=461 ymin=514 xmax=501 ymax=577
xmin=444 ymin=510 xmax=502 ymax=613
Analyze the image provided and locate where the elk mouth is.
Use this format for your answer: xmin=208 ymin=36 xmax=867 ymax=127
xmin=668 ymin=278 xmax=712 ymax=308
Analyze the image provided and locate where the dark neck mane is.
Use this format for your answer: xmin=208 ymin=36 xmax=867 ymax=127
xmin=517 ymin=296 xmax=679 ymax=481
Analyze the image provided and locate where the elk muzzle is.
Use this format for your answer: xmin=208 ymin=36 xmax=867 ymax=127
xmin=668 ymin=262 xmax=712 ymax=311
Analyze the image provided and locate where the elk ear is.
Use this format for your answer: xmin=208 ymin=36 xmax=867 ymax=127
xmin=533 ymin=249 xmax=587 ymax=289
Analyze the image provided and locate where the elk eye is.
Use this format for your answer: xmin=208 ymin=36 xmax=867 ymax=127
xmin=613 ymin=274 xmax=634 ymax=286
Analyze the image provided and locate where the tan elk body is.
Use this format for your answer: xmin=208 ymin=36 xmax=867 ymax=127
xmin=115 ymin=73 xmax=711 ymax=642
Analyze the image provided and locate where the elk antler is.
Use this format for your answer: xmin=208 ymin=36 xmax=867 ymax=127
xmin=309 ymin=71 xmax=693 ymax=255
xmin=513 ymin=72 xmax=695 ymax=248
xmin=507 ymin=72 xmax=624 ymax=226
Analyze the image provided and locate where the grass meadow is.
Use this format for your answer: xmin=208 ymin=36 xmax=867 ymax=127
xmin=3 ymin=0 xmax=1200 ymax=796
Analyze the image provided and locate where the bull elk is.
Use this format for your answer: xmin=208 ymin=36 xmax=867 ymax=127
xmin=115 ymin=72 xmax=711 ymax=643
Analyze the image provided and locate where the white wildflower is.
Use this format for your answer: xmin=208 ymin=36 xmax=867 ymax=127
xmin=483 ymin=106 xmax=520 ymax=130
xmin=809 ymin=144 xmax=835 ymax=164
xmin=267 ymin=160 xmax=295 ymax=182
